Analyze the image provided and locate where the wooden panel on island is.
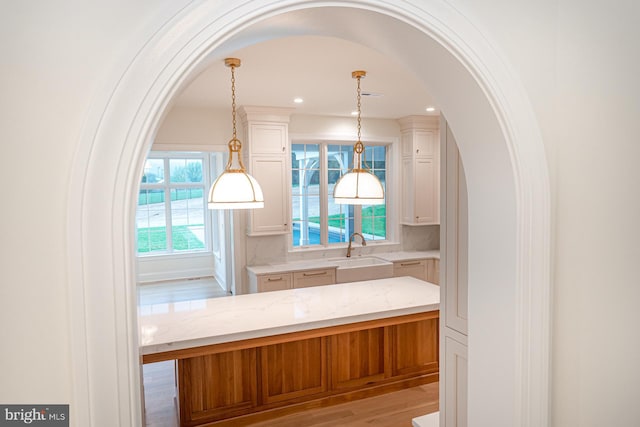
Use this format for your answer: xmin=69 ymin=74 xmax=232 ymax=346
xmin=156 ymin=311 xmax=439 ymax=426
xmin=330 ymin=327 xmax=388 ymax=390
xmin=260 ymin=337 xmax=327 ymax=404
xmin=392 ymin=318 xmax=439 ymax=377
xmin=177 ymin=349 xmax=257 ymax=427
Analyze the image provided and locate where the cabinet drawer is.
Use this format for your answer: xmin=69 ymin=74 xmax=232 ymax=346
xmin=393 ymin=259 xmax=428 ymax=281
xmin=258 ymin=273 xmax=292 ymax=292
xmin=293 ymin=269 xmax=336 ymax=288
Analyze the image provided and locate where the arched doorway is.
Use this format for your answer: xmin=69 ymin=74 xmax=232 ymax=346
xmin=67 ymin=2 xmax=550 ymax=426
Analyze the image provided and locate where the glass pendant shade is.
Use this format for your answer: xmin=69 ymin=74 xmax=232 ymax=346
xmin=208 ymin=138 xmax=264 ymax=209
xmin=333 ymin=70 xmax=385 ymax=205
xmin=208 ymin=170 xmax=264 ymax=209
xmin=333 ymin=168 xmax=384 ymax=205
xmin=208 ymin=58 xmax=264 ymax=210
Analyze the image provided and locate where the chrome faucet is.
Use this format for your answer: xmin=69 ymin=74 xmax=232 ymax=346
xmin=346 ymin=232 xmax=366 ymax=258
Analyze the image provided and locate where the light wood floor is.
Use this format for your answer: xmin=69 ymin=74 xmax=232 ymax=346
xmin=143 ymin=360 xmax=438 ymax=427
xmin=138 ymin=277 xmax=228 ymax=305
xmin=139 ymin=278 xmax=439 ymax=427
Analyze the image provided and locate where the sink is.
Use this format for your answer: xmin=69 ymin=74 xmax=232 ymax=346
xmin=332 ymin=256 xmax=394 ymax=283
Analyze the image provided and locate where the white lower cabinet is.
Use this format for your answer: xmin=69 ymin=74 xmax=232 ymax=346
xmin=392 ymin=258 xmax=439 ymax=285
xmin=393 ymin=259 xmax=428 ymax=281
xmin=255 ymin=273 xmax=292 ymax=293
xmin=292 ymin=268 xmax=336 ymax=288
xmin=250 ymin=268 xmax=336 ymax=293
xmin=444 ymin=335 xmax=468 ymax=427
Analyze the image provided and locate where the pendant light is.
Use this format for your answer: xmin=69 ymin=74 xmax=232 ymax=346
xmin=333 ymin=70 xmax=385 ymax=205
xmin=208 ymin=58 xmax=264 ymax=209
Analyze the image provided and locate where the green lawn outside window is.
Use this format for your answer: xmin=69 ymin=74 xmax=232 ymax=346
xmin=137 ymin=225 xmax=205 ymax=253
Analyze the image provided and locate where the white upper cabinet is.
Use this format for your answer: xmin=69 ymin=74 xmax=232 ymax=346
xmin=398 ymin=116 xmax=440 ymax=225
xmin=247 ymin=122 xmax=287 ymax=154
xmin=239 ymin=106 xmax=294 ymax=235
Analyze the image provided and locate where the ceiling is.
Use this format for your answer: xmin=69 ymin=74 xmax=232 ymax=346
xmin=172 ymin=35 xmax=439 ymax=120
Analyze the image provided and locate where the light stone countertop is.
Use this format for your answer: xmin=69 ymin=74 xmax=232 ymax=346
xmin=139 ymin=276 xmax=440 ymax=356
xmin=246 ymin=250 xmax=439 ymax=276
xmin=375 ymin=250 xmax=440 ymax=262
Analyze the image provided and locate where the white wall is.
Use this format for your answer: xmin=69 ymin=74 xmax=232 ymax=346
xmin=0 ymin=0 xmax=186 ymax=404
xmin=154 ymin=105 xmax=231 ymax=148
xmin=1 ymin=1 xmax=639 ymax=426
xmin=552 ymin=2 xmax=640 ymax=425
xmin=453 ymin=1 xmax=640 ymax=425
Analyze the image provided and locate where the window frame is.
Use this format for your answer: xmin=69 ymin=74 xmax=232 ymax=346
xmin=136 ymin=151 xmax=212 ymax=257
xmin=289 ymin=139 xmax=392 ymax=250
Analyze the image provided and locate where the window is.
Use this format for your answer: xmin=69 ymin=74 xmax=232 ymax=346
xmin=291 ymin=142 xmax=388 ymax=248
xmin=136 ymin=152 xmax=210 ymax=255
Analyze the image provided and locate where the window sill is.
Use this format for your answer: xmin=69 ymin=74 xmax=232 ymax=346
xmin=136 ymin=250 xmax=212 ymax=260
xmin=288 ymin=240 xmax=401 ymax=258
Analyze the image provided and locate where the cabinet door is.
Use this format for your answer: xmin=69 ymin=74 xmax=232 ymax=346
xmin=178 ymin=349 xmax=257 ymax=424
xmin=444 ymin=337 xmax=468 ymax=427
xmin=249 ymin=156 xmax=288 ymax=235
xmin=260 ymin=337 xmax=327 ymax=404
xmin=393 ymin=259 xmax=428 ymax=281
xmin=415 ymin=130 xmax=436 ymax=157
xmin=258 ymin=273 xmax=292 ymax=292
xmin=248 ymin=122 xmax=287 ymax=155
xmin=415 ymin=157 xmax=437 ymax=223
xmin=391 ymin=318 xmax=439 ymax=377
xmin=443 ymin=125 xmax=468 ymax=334
xmin=401 ymin=157 xmax=415 ymax=224
xmin=330 ymin=327 xmax=388 ymax=390
xmin=292 ymin=269 xmax=336 ymax=288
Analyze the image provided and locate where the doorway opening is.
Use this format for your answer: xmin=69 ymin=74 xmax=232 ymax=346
xmin=68 ymin=2 xmax=550 ymax=426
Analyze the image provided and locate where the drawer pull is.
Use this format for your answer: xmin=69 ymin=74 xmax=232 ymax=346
xmin=303 ymin=271 xmax=328 ymax=277
xmin=400 ymin=261 xmax=422 ymax=267
xmin=267 ymin=277 xmax=284 ymax=282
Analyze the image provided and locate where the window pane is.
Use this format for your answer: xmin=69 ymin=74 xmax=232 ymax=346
xmin=170 ymin=187 xmax=205 ymax=252
xmin=142 ymin=158 xmax=164 ymax=184
xmin=170 ymin=158 xmax=203 ymax=183
xmin=137 ymin=153 xmax=209 ymax=255
xmin=328 ymin=144 xmax=355 ymax=243
xmin=363 ymin=146 xmax=387 ymax=241
xmin=362 ymin=204 xmax=386 ymax=241
xmin=136 ymin=189 xmax=167 ymax=253
xmin=291 ymin=144 xmax=321 ymax=247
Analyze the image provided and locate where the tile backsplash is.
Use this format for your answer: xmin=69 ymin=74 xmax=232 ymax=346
xmin=245 ymin=224 xmax=440 ymax=267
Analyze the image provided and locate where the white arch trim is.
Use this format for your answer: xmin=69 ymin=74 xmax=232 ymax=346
xmin=67 ymin=1 xmax=550 ymax=426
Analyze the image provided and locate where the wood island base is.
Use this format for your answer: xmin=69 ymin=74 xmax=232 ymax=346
xmin=143 ymin=311 xmax=439 ymax=427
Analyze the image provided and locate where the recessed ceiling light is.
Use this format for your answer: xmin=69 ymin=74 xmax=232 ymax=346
xmin=351 ymin=111 xmax=359 ymax=116
xmin=426 ymin=106 xmax=436 ymax=112
xmin=294 ymin=97 xmax=304 ymax=104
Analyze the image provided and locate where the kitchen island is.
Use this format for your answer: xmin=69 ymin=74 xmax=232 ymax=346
xmin=140 ymin=276 xmax=440 ymax=427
